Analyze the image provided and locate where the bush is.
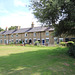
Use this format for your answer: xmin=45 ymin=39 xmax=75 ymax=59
xmin=34 ymin=41 xmax=39 ymax=46
xmin=10 ymin=42 xmax=14 ymax=44
xmin=67 ymin=41 xmax=74 ymax=47
xmin=68 ymin=44 xmax=75 ymax=58
xmin=19 ymin=41 xmax=22 ymax=44
xmin=60 ymin=42 xmax=66 ymax=46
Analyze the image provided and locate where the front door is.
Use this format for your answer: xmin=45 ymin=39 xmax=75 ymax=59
xmin=42 ymin=40 xmax=45 ymax=45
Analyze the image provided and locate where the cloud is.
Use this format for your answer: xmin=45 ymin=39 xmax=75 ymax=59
xmin=0 ymin=9 xmax=8 ymax=13
xmin=14 ymin=0 xmax=26 ymax=7
xmin=0 ymin=11 xmax=41 ymax=29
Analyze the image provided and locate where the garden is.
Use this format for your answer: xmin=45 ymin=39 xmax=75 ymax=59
xmin=0 ymin=45 xmax=75 ymax=75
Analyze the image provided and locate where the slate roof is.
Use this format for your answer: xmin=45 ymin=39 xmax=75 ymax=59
xmin=0 ymin=31 xmax=6 ymax=35
xmin=45 ymin=27 xmax=54 ymax=31
xmin=28 ymin=27 xmax=48 ymax=32
xmin=28 ymin=27 xmax=54 ymax=32
xmin=3 ymin=30 xmax=16 ymax=35
xmin=14 ymin=28 xmax=31 ymax=34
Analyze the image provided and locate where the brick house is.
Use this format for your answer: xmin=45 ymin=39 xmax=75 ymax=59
xmin=0 ymin=23 xmax=75 ymax=45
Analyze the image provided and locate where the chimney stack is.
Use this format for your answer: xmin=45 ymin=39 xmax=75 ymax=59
xmin=31 ymin=22 xmax=34 ymax=28
xmin=6 ymin=27 xmax=8 ymax=31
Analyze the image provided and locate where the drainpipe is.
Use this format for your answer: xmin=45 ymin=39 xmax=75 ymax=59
xmin=8 ymin=34 xmax=9 ymax=44
xmin=40 ymin=32 xmax=41 ymax=45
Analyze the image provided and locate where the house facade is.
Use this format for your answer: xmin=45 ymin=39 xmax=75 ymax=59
xmin=0 ymin=24 xmax=75 ymax=45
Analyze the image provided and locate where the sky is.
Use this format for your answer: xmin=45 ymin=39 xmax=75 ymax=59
xmin=0 ymin=0 xmax=40 ymax=29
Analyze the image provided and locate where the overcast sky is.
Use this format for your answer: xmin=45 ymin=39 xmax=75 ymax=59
xmin=0 ymin=0 xmax=40 ymax=29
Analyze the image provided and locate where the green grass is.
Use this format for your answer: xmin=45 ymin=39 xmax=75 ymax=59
xmin=0 ymin=45 xmax=75 ymax=75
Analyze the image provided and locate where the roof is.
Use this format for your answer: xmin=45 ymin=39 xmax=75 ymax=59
xmin=46 ymin=27 xmax=54 ymax=31
xmin=28 ymin=27 xmax=48 ymax=32
xmin=3 ymin=30 xmax=16 ymax=35
xmin=14 ymin=28 xmax=31 ymax=34
xmin=0 ymin=31 xmax=6 ymax=35
xmin=28 ymin=27 xmax=54 ymax=32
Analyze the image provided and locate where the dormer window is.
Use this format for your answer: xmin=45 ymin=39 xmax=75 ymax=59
xmin=34 ymin=33 xmax=36 ymax=37
xmin=25 ymin=33 xmax=27 ymax=37
xmin=46 ymin=31 xmax=49 ymax=36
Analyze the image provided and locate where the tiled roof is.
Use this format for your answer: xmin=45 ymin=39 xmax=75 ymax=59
xmin=0 ymin=26 xmax=54 ymax=35
xmin=0 ymin=31 xmax=6 ymax=34
xmin=14 ymin=28 xmax=31 ymax=33
xmin=3 ymin=30 xmax=16 ymax=35
xmin=46 ymin=27 xmax=54 ymax=31
xmin=28 ymin=27 xmax=54 ymax=32
xmin=28 ymin=27 xmax=48 ymax=32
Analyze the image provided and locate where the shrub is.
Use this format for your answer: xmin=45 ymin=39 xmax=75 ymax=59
xmin=60 ymin=42 xmax=66 ymax=46
xmin=19 ymin=41 xmax=22 ymax=44
xmin=68 ymin=44 xmax=75 ymax=58
xmin=34 ymin=41 xmax=39 ymax=46
xmin=10 ymin=42 xmax=14 ymax=44
xmin=67 ymin=41 xmax=74 ymax=47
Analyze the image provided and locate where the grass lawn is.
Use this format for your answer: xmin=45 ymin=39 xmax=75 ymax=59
xmin=0 ymin=45 xmax=75 ymax=75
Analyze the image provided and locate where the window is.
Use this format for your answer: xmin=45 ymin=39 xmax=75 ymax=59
xmin=11 ymin=39 xmax=14 ymax=42
xmin=16 ymin=34 xmax=18 ymax=37
xmin=1 ymin=39 xmax=2 ymax=43
xmin=4 ymin=39 xmax=7 ymax=44
xmin=38 ymin=39 xmax=40 ymax=43
xmin=34 ymin=38 xmax=36 ymax=43
xmin=25 ymin=33 xmax=27 ymax=37
xmin=54 ymin=37 xmax=58 ymax=44
xmin=0 ymin=35 xmax=2 ymax=38
xmin=9 ymin=40 xmax=11 ymax=43
xmin=46 ymin=38 xmax=49 ymax=44
xmin=4 ymin=35 xmax=6 ymax=38
xmin=46 ymin=31 xmax=49 ymax=36
xmin=11 ymin=34 xmax=13 ymax=38
xmin=59 ymin=38 xmax=63 ymax=42
xmin=34 ymin=33 xmax=36 ymax=37
xmin=16 ymin=39 xmax=18 ymax=43
xmin=0 ymin=39 xmax=2 ymax=43
xmin=25 ymin=39 xmax=27 ymax=43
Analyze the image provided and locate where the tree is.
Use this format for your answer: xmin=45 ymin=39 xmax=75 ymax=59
xmin=30 ymin=0 xmax=75 ymax=36
xmin=0 ymin=27 xmax=4 ymax=32
xmin=8 ymin=26 xmax=17 ymax=30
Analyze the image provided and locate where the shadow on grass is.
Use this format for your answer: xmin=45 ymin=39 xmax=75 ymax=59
xmin=0 ymin=47 xmax=75 ymax=75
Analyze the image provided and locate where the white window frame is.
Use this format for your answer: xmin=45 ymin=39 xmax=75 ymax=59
xmin=25 ymin=38 xmax=28 ymax=43
xmin=34 ymin=38 xmax=36 ymax=43
xmin=16 ymin=39 xmax=18 ymax=43
xmin=34 ymin=33 xmax=36 ymax=37
xmin=11 ymin=34 xmax=13 ymax=38
xmin=46 ymin=31 xmax=49 ymax=36
xmin=4 ymin=39 xmax=7 ymax=44
xmin=0 ymin=39 xmax=2 ymax=43
xmin=0 ymin=35 xmax=2 ymax=38
xmin=59 ymin=38 xmax=63 ymax=42
xmin=16 ymin=34 xmax=18 ymax=37
xmin=46 ymin=38 xmax=49 ymax=44
xmin=4 ymin=35 xmax=6 ymax=38
xmin=11 ymin=39 xmax=14 ymax=42
xmin=25 ymin=33 xmax=27 ymax=37
xmin=54 ymin=37 xmax=58 ymax=44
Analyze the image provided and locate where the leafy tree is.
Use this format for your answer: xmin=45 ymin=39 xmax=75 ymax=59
xmin=30 ymin=0 xmax=75 ymax=36
xmin=8 ymin=26 xmax=17 ymax=30
xmin=0 ymin=27 xmax=4 ymax=32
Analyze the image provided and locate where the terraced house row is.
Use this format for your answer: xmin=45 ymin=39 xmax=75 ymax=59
xmin=0 ymin=23 xmax=75 ymax=45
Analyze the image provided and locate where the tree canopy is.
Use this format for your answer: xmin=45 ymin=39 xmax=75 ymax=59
xmin=8 ymin=26 xmax=17 ymax=30
xmin=30 ymin=0 xmax=75 ymax=36
xmin=0 ymin=27 xmax=4 ymax=32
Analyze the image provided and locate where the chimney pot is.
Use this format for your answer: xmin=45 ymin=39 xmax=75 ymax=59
xmin=31 ymin=22 xmax=34 ymax=28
